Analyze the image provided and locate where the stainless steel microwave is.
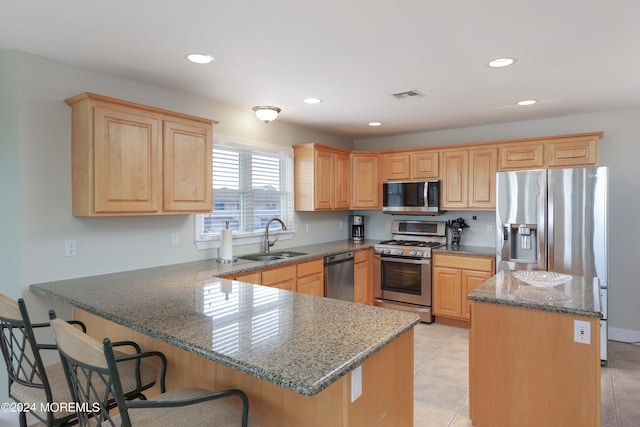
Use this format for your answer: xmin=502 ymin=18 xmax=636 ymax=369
xmin=382 ymin=180 xmax=440 ymax=215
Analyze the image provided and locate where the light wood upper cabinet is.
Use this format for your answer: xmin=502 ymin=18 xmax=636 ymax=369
xmin=499 ymin=142 xmax=545 ymax=170
xmin=411 ymin=150 xmax=439 ymax=179
xmin=499 ymin=132 xmax=601 ymax=171
xmin=441 ymin=147 xmax=496 ymax=210
xmin=441 ymin=149 xmax=469 ymax=209
xmin=163 ymin=120 xmax=213 ymax=212
xmin=334 ymin=151 xmax=352 ymax=209
xmin=294 ymin=143 xmax=351 ymax=211
xmin=66 ymin=92 xmax=214 ymax=216
xmin=381 ymin=150 xmax=439 ymax=181
xmin=547 ymin=134 xmax=598 ymax=167
xmin=92 ymin=106 xmax=161 ymax=214
xmin=382 ymin=153 xmax=411 ymax=181
xmin=468 ymin=147 xmax=497 ymax=209
xmin=351 ymin=152 xmax=380 ymax=209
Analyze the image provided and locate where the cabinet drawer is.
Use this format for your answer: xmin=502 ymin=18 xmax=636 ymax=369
xmin=433 ymin=254 xmax=494 ymax=272
xmin=354 ymin=250 xmax=369 ymax=264
xmin=262 ymin=265 xmax=297 ymax=285
xmin=297 ymin=259 xmax=323 ymax=277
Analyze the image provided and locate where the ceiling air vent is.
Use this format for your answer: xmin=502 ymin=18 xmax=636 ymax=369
xmin=392 ymin=89 xmax=425 ymax=100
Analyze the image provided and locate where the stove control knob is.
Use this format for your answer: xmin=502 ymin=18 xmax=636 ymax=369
xmin=415 ymin=251 xmax=423 ymax=257
xmin=409 ymin=250 xmax=416 ymax=256
xmin=391 ymin=249 xmax=403 ymax=256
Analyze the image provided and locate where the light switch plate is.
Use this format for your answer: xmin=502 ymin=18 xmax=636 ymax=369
xmin=350 ymin=365 xmax=362 ymax=402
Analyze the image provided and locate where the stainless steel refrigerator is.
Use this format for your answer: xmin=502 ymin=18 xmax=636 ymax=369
xmin=496 ymin=167 xmax=609 ymax=362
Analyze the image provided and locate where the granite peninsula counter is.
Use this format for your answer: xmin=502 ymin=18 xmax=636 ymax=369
xmin=468 ymin=270 xmax=602 ymax=427
xmin=31 ymin=251 xmax=418 ymax=426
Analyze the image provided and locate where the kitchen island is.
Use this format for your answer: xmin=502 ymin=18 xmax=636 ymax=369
xmin=468 ymin=270 xmax=602 ymax=427
xmin=31 ymin=257 xmax=419 ymax=427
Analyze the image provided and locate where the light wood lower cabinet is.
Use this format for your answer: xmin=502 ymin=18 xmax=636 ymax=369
xmin=296 ymin=259 xmax=324 ymax=296
xmin=232 ymin=271 xmax=262 ymax=285
xmin=354 ymin=249 xmax=373 ymax=305
xmin=261 ymin=265 xmax=297 ymax=291
xmin=470 ymin=302 xmax=600 ymax=426
xmin=432 ymin=253 xmax=494 ymax=326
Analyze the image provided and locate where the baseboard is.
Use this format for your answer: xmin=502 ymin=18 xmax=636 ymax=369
xmin=609 ymin=326 xmax=640 ymax=343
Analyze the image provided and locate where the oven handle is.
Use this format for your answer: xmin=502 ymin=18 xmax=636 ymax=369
xmin=376 ymin=254 xmax=431 ymax=265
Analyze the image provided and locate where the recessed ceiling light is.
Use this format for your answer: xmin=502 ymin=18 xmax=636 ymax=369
xmin=186 ymin=53 xmax=215 ymax=64
xmin=517 ymin=100 xmax=537 ymax=106
xmin=488 ymin=57 xmax=515 ymax=68
xmin=368 ymin=122 xmax=382 ymax=127
xmin=304 ymin=98 xmax=322 ymax=104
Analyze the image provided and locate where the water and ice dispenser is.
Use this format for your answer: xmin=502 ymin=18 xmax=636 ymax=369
xmin=500 ymin=223 xmax=539 ymax=263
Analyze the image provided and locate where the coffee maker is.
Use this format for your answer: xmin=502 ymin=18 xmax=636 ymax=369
xmin=349 ymin=215 xmax=365 ymax=242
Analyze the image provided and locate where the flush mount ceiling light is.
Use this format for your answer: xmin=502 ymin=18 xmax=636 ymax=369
xmin=304 ymin=97 xmax=322 ymax=104
xmin=252 ymin=106 xmax=282 ymax=123
xmin=368 ymin=122 xmax=383 ymax=127
xmin=488 ymin=57 xmax=516 ymax=68
xmin=517 ymin=99 xmax=537 ymax=106
xmin=186 ymin=53 xmax=215 ymax=64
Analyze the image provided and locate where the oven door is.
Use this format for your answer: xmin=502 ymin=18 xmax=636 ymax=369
xmin=374 ymin=254 xmax=431 ymax=306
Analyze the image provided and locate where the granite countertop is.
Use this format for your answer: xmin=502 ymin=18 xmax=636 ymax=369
xmin=433 ymin=245 xmax=496 ymax=257
xmin=468 ymin=270 xmax=602 ymax=318
xmin=30 ymin=240 xmax=419 ymax=397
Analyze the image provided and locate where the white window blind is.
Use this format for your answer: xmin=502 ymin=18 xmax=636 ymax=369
xmin=196 ymin=136 xmax=294 ymax=246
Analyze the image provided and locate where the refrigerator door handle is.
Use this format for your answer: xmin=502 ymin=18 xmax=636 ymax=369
xmin=546 ymin=174 xmax=553 ymax=271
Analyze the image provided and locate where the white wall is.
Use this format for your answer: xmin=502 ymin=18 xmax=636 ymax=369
xmin=354 ymin=111 xmax=640 ymax=341
xmin=0 ymin=50 xmax=354 ymax=406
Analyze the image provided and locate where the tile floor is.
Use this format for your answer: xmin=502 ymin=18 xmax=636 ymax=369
xmin=413 ymin=322 xmax=640 ymax=427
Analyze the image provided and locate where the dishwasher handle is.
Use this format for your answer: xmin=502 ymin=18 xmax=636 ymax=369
xmin=324 ymin=251 xmax=354 ymax=265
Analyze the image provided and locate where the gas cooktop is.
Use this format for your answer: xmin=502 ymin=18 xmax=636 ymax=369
xmin=374 ymin=220 xmax=447 ymax=258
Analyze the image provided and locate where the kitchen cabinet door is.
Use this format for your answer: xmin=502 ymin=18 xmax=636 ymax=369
xmin=351 ymin=153 xmax=380 ymax=209
xmin=163 ymin=120 xmax=213 ymax=212
xmin=382 ymin=153 xmax=411 ymax=181
xmin=354 ymin=249 xmax=372 ymax=305
xmin=461 ymin=270 xmax=493 ymax=320
xmin=547 ymin=135 xmax=598 ymax=168
xmin=262 ymin=265 xmax=297 ymax=291
xmin=334 ymin=151 xmax=352 ymax=209
xmin=468 ymin=147 xmax=497 ymax=209
xmin=411 ymin=150 xmax=439 ymax=179
xmin=314 ymin=148 xmax=335 ymax=210
xmin=93 ymin=106 xmax=162 ymax=214
xmin=499 ymin=143 xmax=545 ymax=170
xmin=432 ymin=266 xmax=462 ymax=318
xmin=441 ymin=150 xmax=469 ymax=209
xmin=297 ymin=259 xmax=324 ymax=296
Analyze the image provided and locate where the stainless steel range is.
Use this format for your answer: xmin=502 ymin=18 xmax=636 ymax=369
xmin=373 ymin=220 xmax=447 ymax=323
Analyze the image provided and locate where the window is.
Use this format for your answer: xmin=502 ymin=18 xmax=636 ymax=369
xmin=196 ymin=136 xmax=294 ymax=249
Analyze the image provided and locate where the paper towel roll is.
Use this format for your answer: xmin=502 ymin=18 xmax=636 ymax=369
xmin=220 ymin=229 xmax=233 ymax=261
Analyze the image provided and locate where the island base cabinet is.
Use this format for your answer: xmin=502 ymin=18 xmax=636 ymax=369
xmin=469 ymin=301 xmax=600 ymax=427
xmin=74 ymin=309 xmax=414 ymax=427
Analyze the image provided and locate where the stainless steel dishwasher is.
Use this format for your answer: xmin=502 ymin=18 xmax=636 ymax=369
xmin=324 ymin=251 xmax=355 ymax=302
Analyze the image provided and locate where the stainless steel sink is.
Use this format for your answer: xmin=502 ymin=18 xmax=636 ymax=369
xmin=238 ymin=251 xmax=307 ymax=262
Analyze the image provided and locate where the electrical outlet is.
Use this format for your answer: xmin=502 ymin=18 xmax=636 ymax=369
xmin=486 ymin=225 xmax=494 ymax=235
xmin=305 ymin=224 xmax=311 ymax=233
xmin=171 ymin=233 xmax=180 ymax=247
xmin=574 ymin=320 xmax=591 ymax=344
xmin=339 ymin=221 xmax=343 ymax=230
xmin=64 ymin=240 xmax=77 ymax=257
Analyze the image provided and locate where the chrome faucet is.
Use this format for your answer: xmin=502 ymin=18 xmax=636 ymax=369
xmin=264 ymin=217 xmax=287 ymax=253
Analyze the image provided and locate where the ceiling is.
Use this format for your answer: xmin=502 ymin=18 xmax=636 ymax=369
xmin=2 ymin=1 xmax=640 ymax=139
